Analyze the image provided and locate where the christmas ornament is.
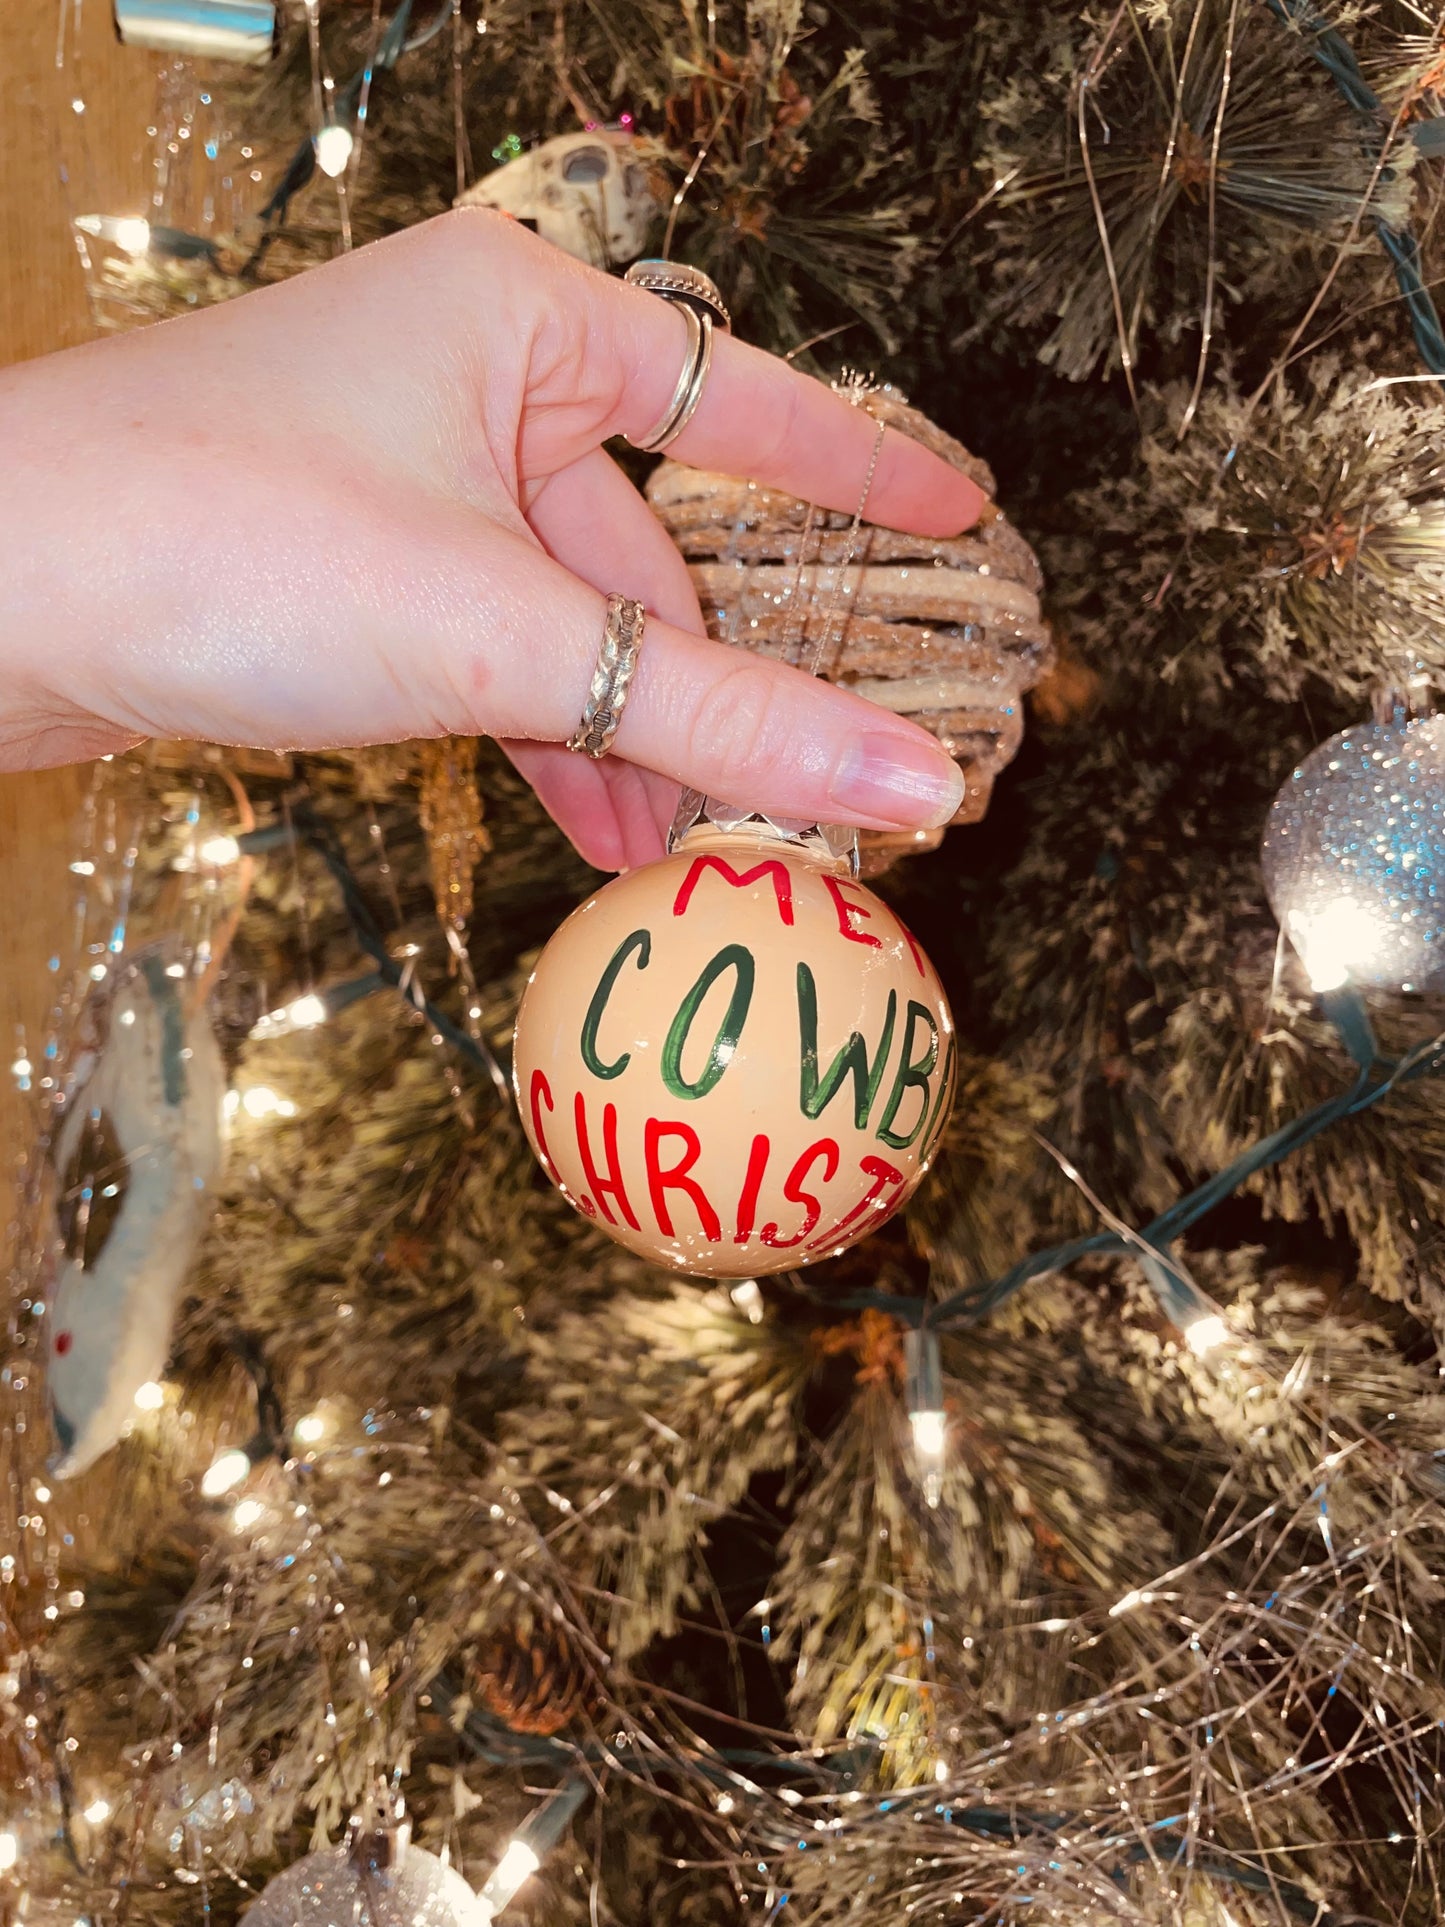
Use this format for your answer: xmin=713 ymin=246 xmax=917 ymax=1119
xmin=243 ymin=1792 xmax=486 ymax=1927
xmin=512 ymin=802 xmax=956 ymax=1277
xmin=418 ymin=736 xmax=489 ymax=937
xmin=1261 ymin=711 xmax=1445 ymax=993
xmin=113 ymin=0 xmax=277 ymax=63
xmin=455 ymin=130 xmax=662 ymax=269
xmin=472 ymin=1615 xmax=592 ymax=1737
xmin=47 ymin=947 xmax=225 ymax=1478
xmin=645 ymin=383 xmax=1052 ymax=874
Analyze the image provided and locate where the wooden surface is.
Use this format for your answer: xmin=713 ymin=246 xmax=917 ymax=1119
xmin=1 ymin=6 xmax=158 ymax=1168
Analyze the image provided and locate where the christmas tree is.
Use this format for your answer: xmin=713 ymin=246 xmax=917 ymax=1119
xmin=9 ymin=2 xmax=1445 ymax=1920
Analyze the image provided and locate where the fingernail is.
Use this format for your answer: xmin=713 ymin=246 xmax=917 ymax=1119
xmin=831 ymin=733 xmax=966 ymax=828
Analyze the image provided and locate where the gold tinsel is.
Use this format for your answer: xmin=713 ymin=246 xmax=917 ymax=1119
xmin=417 ymin=736 xmax=490 ymax=937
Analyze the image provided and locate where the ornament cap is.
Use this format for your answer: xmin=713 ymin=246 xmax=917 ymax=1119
xmin=667 ymin=789 xmax=859 ymax=876
xmin=348 ymin=1786 xmax=410 ymax=1872
xmin=1372 ymin=675 xmax=1435 ymax=726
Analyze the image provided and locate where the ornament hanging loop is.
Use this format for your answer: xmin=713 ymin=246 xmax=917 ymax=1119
xmin=1372 ymin=674 xmax=1434 ymax=727
xmin=347 ymin=1784 xmax=411 ymax=1873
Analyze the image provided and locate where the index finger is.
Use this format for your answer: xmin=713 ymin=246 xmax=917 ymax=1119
xmin=505 ymin=218 xmax=986 ymax=539
xmin=634 ymin=320 xmax=987 ymax=539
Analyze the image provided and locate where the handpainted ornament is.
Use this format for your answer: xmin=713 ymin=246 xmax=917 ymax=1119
xmin=243 ymin=1793 xmax=485 ymax=1927
xmin=455 ymin=130 xmax=662 ymax=269
xmin=47 ymin=947 xmax=225 ymax=1477
xmin=645 ymin=383 xmax=1052 ymax=874
xmin=1262 ymin=711 xmax=1445 ymax=993
xmin=512 ymin=804 xmax=956 ymax=1277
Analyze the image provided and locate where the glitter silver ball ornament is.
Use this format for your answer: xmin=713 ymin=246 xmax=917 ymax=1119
xmin=1261 ymin=714 xmax=1445 ymax=993
xmin=241 ymin=1840 xmax=486 ymax=1927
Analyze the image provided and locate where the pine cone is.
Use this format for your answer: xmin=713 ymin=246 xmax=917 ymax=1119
xmin=470 ymin=1619 xmax=593 ymax=1738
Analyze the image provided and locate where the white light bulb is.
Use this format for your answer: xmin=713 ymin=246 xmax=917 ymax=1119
xmin=729 ymin=1279 xmax=764 ymax=1324
xmin=114 ymin=217 xmax=151 ymax=256
xmin=1183 ymin=1313 xmax=1230 ymax=1359
xmin=82 ymin=1797 xmax=111 ymax=1825
xmin=232 ymin=1498 xmax=266 ymax=1532
xmin=1289 ymin=899 xmax=1383 ymax=993
xmin=910 ymin=1408 xmax=946 ymax=1460
xmin=240 ymin=1086 xmax=298 ymax=1120
xmin=10 ymin=1057 xmax=31 ymax=1079
xmin=133 ymin=1380 xmax=165 ymax=1412
xmin=201 ymin=1448 xmax=251 ymax=1497
xmin=0 ymin=1833 xmax=17 ymax=1871
xmin=314 ymin=124 xmax=354 ymax=178
xmin=198 ymin=834 xmax=240 ymax=867
xmin=287 ymin=992 xmax=328 ymax=1029
xmin=478 ymin=1839 xmax=541 ymax=1914
xmin=293 ymin=1410 xmax=327 ymax=1445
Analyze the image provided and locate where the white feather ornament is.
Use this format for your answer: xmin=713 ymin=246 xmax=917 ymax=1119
xmin=47 ymin=947 xmax=225 ymax=1478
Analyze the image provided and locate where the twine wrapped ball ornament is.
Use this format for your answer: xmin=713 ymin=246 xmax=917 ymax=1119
xmin=645 ymin=382 xmax=1052 ymax=874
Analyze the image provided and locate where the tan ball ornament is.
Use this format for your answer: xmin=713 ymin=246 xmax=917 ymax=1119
xmin=513 ymin=805 xmax=956 ymax=1277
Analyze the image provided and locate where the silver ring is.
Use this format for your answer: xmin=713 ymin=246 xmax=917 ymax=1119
xmin=622 ymin=262 xmax=730 ymax=454
xmin=625 ymin=260 xmax=732 ymax=333
xmin=626 ymin=303 xmax=711 ymax=454
xmin=567 ymin=595 xmax=647 ymax=759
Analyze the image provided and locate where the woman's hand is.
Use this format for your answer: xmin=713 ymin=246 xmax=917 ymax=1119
xmin=0 ymin=210 xmax=985 ymax=869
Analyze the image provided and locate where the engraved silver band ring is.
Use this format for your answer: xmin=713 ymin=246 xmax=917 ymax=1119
xmin=566 ymin=594 xmax=647 ymax=760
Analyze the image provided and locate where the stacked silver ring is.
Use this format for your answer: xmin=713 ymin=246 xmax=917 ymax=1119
xmin=623 ymin=260 xmax=732 ymax=454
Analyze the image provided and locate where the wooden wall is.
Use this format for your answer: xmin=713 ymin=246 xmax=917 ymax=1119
xmin=1 ymin=7 xmax=158 ymax=1166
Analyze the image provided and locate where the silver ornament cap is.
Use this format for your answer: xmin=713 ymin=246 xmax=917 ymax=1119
xmin=1261 ymin=712 xmax=1445 ymax=994
xmin=242 ymin=1792 xmax=487 ymax=1927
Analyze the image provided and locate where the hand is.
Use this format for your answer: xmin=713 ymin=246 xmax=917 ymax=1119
xmin=0 ymin=210 xmax=985 ymax=870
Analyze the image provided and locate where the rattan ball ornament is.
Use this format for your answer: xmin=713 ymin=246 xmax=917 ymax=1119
xmin=645 ymin=381 xmax=1052 ymax=874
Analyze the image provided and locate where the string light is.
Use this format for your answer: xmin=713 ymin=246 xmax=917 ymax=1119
xmin=75 ymin=212 xmax=151 ymax=256
xmin=248 ymin=991 xmax=329 ymax=1041
xmin=1183 ymin=1312 xmax=1231 ymax=1358
xmin=201 ymin=833 xmax=240 ymax=865
xmin=133 ymin=1380 xmax=166 ymax=1411
xmin=904 ymin=1329 xmax=946 ymax=1509
xmin=314 ymin=123 xmax=355 ymax=177
xmin=729 ymin=1279 xmax=764 ymax=1324
xmin=1287 ymin=900 xmax=1384 ymax=993
xmin=476 ymin=1840 xmax=540 ymax=1918
xmin=232 ymin=1498 xmax=266 ymax=1532
xmin=293 ymin=1409 xmax=329 ymax=1446
xmin=227 ymin=1086 xmax=299 ymax=1121
xmin=0 ymin=1834 xmax=17 ymax=1872
xmin=474 ymin=1778 xmax=590 ymax=1921
xmin=81 ymin=1797 xmax=111 ymax=1825
xmin=201 ymin=1448 xmax=252 ymax=1497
